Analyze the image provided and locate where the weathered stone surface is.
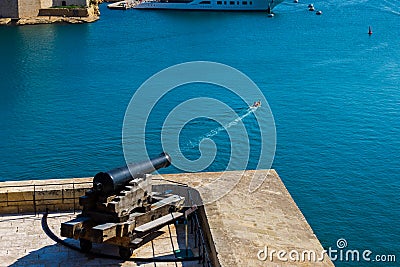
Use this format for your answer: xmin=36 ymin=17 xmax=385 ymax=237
xmin=16 ymin=15 xmax=99 ymax=25
xmin=0 ymin=212 xmax=200 ymax=266
xmin=0 ymin=178 xmax=92 ymax=214
xmin=38 ymin=6 xmax=95 ymax=17
xmin=0 ymin=170 xmax=334 ymax=266
xmin=153 ymin=170 xmax=334 ymax=266
xmin=0 ymin=206 xmax=19 ymax=214
xmin=0 ymin=18 xmax=12 ymax=25
xmin=0 ymin=0 xmax=96 ymax=21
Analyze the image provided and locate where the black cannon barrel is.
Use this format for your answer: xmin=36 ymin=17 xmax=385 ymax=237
xmin=93 ymin=152 xmax=172 ymax=195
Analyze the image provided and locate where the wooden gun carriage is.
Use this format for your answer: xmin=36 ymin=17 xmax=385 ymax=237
xmin=60 ymin=153 xmax=185 ymax=259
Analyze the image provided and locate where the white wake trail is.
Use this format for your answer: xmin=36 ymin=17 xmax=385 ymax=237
xmin=189 ymin=106 xmax=258 ymax=148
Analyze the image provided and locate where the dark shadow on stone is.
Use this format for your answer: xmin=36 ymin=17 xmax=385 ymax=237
xmin=153 ymin=183 xmax=203 ymax=207
xmin=9 ymin=242 xmax=125 ymax=267
xmin=9 ymin=209 xmax=203 ymax=266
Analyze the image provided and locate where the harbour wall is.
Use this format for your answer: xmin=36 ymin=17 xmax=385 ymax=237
xmin=0 ymin=0 xmax=51 ymax=18
xmin=52 ymin=0 xmax=90 ymax=7
xmin=0 ymin=0 xmax=91 ymax=19
xmin=39 ymin=7 xmax=94 ymax=17
xmin=19 ymin=0 xmax=52 ymax=17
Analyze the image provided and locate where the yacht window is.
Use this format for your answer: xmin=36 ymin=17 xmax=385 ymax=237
xmin=224 ymin=1 xmax=226 ymax=4
xmin=242 ymin=1 xmax=247 ymax=4
xmin=250 ymin=1 xmax=252 ymax=4
xmin=230 ymin=1 xmax=234 ymax=4
xmin=217 ymin=0 xmax=222 ymax=3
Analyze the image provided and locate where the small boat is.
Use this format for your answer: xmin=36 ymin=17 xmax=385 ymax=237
xmin=108 ymin=1 xmax=129 ymax=9
xmin=316 ymin=10 xmax=322 ymax=15
xmin=252 ymin=101 xmax=261 ymax=108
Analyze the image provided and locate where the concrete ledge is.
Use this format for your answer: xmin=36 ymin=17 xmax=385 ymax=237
xmin=154 ymin=170 xmax=334 ymax=266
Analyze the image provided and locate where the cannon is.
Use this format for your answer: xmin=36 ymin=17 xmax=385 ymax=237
xmin=93 ymin=152 xmax=172 ymax=195
xmin=60 ymin=153 xmax=185 ymax=259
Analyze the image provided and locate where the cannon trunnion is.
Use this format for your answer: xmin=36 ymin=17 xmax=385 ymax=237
xmin=60 ymin=153 xmax=185 ymax=259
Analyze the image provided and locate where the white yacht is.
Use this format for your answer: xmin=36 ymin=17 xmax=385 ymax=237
xmin=134 ymin=0 xmax=284 ymax=12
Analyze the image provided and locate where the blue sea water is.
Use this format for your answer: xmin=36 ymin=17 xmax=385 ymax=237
xmin=0 ymin=0 xmax=399 ymax=265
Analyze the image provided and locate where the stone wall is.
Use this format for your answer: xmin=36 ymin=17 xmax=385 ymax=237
xmin=42 ymin=0 xmax=53 ymax=8
xmin=0 ymin=0 xmax=18 ymax=18
xmin=52 ymin=0 xmax=90 ymax=7
xmin=0 ymin=0 xmax=90 ymax=19
xmin=39 ymin=7 xmax=93 ymax=17
xmin=0 ymin=178 xmax=92 ymax=214
xmin=18 ymin=0 xmax=41 ymax=17
xmin=18 ymin=0 xmax=55 ymax=17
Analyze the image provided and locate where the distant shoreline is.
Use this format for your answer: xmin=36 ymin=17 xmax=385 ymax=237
xmin=0 ymin=4 xmax=100 ymax=26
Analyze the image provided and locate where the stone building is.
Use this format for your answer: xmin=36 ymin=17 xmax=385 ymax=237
xmin=0 ymin=0 xmax=90 ymax=18
xmin=52 ymin=0 xmax=90 ymax=7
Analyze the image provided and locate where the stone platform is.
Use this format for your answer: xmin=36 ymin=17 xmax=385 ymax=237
xmin=157 ymin=170 xmax=334 ymax=266
xmin=0 ymin=212 xmax=200 ymax=266
xmin=0 ymin=170 xmax=334 ymax=266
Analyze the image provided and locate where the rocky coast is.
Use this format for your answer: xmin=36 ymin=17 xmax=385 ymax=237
xmin=0 ymin=2 xmax=101 ymax=26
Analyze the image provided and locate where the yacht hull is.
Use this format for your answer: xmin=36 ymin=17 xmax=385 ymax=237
xmin=134 ymin=0 xmax=284 ymax=11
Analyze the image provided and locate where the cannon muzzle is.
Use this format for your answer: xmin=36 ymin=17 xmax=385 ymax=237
xmin=93 ymin=152 xmax=171 ymax=195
